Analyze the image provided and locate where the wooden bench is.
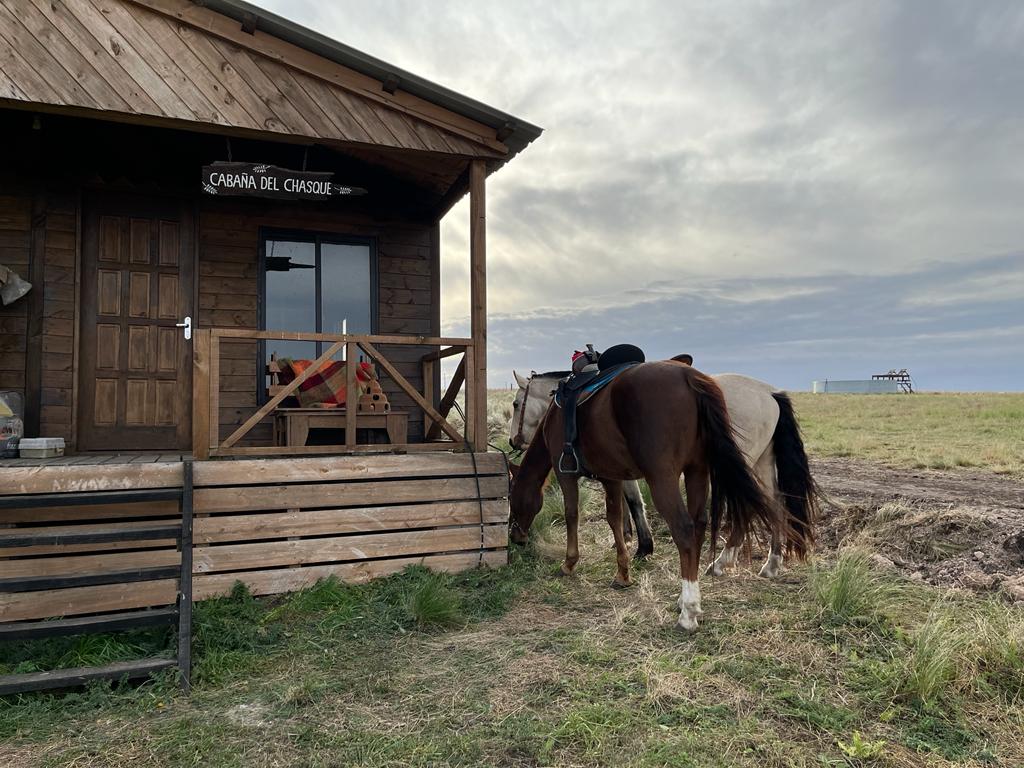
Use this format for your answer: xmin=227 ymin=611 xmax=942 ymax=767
xmin=267 ymin=355 xmax=408 ymax=447
xmin=273 ymin=408 xmax=408 ymax=447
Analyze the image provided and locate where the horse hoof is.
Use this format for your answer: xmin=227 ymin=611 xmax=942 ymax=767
xmin=611 ymin=578 xmax=633 ymax=589
xmin=674 ymin=616 xmax=699 ymax=633
xmin=704 ymin=562 xmax=725 ymax=577
xmin=559 ymin=563 xmax=577 ymax=577
xmin=758 ymin=556 xmax=784 ymax=579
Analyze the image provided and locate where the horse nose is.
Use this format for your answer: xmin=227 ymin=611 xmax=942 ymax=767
xmin=510 ymin=434 xmax=522 ymax=450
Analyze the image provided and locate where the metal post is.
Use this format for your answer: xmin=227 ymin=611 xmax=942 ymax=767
xmin=177 ymin=460 xmax=194 ymax=693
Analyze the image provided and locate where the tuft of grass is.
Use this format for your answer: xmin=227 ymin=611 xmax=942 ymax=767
xmin=811 ymin=548 xmax=903 ymax=626
xmin=278 ymin=678 xmax=321 ymax=710
xmin=896 ymin=605 xmax=964 ymax=705
xmin=191 ymin=582 xmax=287 ymax=684
xmin=402 ymin=570 xmax=464 ymax=629
xmin=277 ymin=575 xmax=358 ymax=618
xmin=968 ymin=603 xmax=1024 ymax=702
xmin=541 ymin=702 xmax=636 ymax=761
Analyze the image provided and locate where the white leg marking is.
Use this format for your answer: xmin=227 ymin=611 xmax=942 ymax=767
xmin=676 ymin=579 xmax=702 ymax=632
xmin=707 ymin=545 xmax=738 ymax=576
xmin=758 ymin=552 xmax=784 ymax=579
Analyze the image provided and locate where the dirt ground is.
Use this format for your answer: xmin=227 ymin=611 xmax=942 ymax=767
xmin=811 ymin=456 xmax=1024 ymax=598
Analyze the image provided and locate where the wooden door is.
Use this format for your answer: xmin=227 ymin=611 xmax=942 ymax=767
xmin=78 ymin=196 xmax=194 ymax=451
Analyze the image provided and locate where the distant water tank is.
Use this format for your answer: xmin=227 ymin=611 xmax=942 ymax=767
xmin=812 ymin=379 xmax=900 ymax=394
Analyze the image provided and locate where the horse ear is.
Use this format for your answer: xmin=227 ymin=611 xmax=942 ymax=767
xmin=672 ymin=354 xmax=693 ymax=366
xmin=513 ymin=370 xmax=529 ymax=389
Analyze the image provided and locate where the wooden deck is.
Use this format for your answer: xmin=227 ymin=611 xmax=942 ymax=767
xmin=0 ymin=453 xmax=190 ymax=467
xmin=0 ymin=452 xmax=509 ymax=620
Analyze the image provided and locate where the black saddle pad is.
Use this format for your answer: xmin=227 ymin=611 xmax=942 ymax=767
xmin=598 ymin=343 xmax=645 ymax=371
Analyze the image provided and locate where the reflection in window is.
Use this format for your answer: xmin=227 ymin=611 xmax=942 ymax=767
xmin=263 ymin=235 xmax=374 ymax=366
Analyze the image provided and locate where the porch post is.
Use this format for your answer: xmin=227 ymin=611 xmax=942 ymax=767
xmin=469 ymin=160 xmax=487 ymax=450
xmin=191 ymin=329 xmax=211 ymax=460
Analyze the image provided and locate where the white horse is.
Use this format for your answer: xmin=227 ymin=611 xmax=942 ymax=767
xmin=509 ymin=363 xmax=817 ymax=577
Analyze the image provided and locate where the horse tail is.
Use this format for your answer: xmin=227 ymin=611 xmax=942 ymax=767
xmin=770 ymin=392 xmax=818 ymax=560
xmin=687 ymin=370 xmax=775 ymax=553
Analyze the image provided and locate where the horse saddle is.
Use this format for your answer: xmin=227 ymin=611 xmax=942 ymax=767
xmin=554 ymin=343 xmax=645 ymax=475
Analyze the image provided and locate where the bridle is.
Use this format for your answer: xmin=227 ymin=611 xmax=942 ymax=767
xmin=508 ymin=514 xmax=529 ymax=540
xmin=510 ymin=371 xmax=537 ymax=457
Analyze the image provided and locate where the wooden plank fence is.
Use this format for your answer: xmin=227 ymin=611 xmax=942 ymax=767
xmin=0 ymin=453 xmax=509 ymax=623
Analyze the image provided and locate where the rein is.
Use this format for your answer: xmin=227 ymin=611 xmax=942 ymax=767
xmin=512 ymin=373 xmax=536 ymax=452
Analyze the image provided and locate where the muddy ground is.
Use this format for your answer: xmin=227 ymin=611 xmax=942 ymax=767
xmin=811 ymin=457 xmax=1024 ymax=599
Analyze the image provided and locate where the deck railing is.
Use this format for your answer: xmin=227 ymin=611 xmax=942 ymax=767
xmin=192 ymin=329 xmax=478 ymax=459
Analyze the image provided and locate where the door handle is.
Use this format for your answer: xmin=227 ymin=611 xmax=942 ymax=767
xmin=175 ymin=316 xmax=192 ymax=340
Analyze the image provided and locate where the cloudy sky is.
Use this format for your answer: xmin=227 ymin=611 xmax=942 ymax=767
xmin=262 ymin=0 xmax=1023 ymax=390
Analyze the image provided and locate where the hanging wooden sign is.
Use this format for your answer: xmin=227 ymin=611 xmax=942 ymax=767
xmin=201 ymin=162 xmax=367 ymax=200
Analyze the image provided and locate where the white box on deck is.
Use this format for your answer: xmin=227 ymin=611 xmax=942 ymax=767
xmin=18 ymin=437 xmax=66 ymax=458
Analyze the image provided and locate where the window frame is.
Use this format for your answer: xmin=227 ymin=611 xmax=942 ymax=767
xmin=257 ymin=227 xmax=378 ymax=399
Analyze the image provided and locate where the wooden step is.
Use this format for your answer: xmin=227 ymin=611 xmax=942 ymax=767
xmin=0 ymin=658 xmax=176 ymax=696
xmin=0 ymin=565 xmax=183 ymax=593
xmin=0 ymin=608 xmax=178 ymax=641
xmin=0 ymin=524 xmax=182 ymax=549
xmin=0 ymin=488 xmax=182 ymax=510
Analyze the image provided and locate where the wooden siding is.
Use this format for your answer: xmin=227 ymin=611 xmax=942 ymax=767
xmin=0 ymin=189 xmax=78 ymax=443
xmin=0 ymin=0 xmax=504 ymax=163
xmin=0 ymin=194 xmax=30 ymax=397
xmin=200 ymin=198 xmax=438 ymax=446
xmin=0 ymin=453 xmax=509 ymax=621
xmin=38 ymin=195 xmax=78 ymax=442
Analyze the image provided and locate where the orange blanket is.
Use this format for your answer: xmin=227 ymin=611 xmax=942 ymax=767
xmin=278 ymin=358 xmax=372 ymax=407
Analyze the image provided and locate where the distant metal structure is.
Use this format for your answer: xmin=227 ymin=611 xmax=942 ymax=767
xmin=812 ymin=379 xmax=898 ymax=394
xmin=812 ymin=368 xmax=914 ymax=394
xmin=872 ymin=369 xmax=914 ymax=393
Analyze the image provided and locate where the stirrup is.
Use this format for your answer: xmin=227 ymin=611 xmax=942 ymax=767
xmin=559 ymin=445 xmax=580 ymax=474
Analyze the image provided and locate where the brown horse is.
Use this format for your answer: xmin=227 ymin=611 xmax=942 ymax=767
xmin=509 ymin=361 xmax=797 ymax=631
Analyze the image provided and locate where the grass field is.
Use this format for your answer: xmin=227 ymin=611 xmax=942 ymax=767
xmin=790 ymin=393 xmax=1024 ymax=477
xmin=2 ymin=392 xmax=1023 ymax=768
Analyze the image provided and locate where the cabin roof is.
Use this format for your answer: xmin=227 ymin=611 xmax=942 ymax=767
xmin=0 ymin=0 xmax=541 ymax=183
xmin=204 ymin=0 xmax=543 ymax=159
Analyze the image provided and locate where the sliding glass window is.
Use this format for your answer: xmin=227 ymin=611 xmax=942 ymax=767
xmin=261 ymin=232 xmax=376 ymax=365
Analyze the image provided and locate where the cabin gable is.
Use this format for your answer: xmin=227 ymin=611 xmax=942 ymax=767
xmin=0 ymin=0 xmax=506 ymax=159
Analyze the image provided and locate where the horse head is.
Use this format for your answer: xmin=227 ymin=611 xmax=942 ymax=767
xmin=508 ymin=370 xmax=558 ymax=450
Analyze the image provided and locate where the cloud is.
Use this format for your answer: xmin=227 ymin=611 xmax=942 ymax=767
xmin=257 ymin=0 xmax=1024 ymax=390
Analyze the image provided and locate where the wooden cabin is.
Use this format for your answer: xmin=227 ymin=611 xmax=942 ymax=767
xmin=0 ymin=0 xmax=541 ymax=625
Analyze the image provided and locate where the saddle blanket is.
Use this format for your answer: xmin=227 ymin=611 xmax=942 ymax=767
xmin=554 ymin=362 xmax=640 ymax=409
